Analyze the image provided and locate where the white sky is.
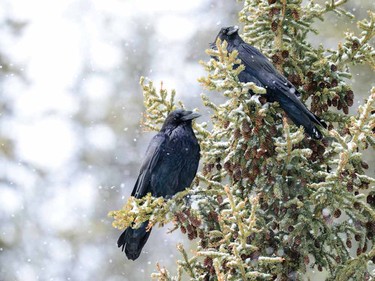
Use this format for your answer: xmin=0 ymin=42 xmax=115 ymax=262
xmin=6 ymin=0 xmax=207 ymax=171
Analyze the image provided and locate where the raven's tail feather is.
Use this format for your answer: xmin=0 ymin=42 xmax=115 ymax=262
xmin=277 ymin=99 xmax=326 ymax=140
xmin=117 ymin=221 xmax=152 ymax=260
xmin=311 ymin=125 xmax=323 ymax=140
xmin=313 ymin=112 xmax=328 ymax=129
xmin=309 ymin=113 xmax=327 ymax=140
xmin=286 ymin=110 xmax=325 ymax=140
xmin=273 ymin=87 xmax=327 ymax=140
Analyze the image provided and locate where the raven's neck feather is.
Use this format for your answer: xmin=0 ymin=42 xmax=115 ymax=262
xmin=227 ymin=35 xmax=244 ymax=50
xmin=162 ymin=122 xmax=192 ymax=135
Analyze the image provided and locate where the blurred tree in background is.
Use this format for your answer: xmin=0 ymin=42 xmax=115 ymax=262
xmin=111 ymin=0 xmax=375 ymax=280
xmin=0 ymin=0 xmax=374 ymax=280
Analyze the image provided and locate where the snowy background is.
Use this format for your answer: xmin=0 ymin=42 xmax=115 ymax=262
xmin=0 ymin=0 xmax=373 ymax=280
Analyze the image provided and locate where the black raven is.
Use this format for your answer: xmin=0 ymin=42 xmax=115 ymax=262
xmin=211 ymin=26 xmax=327 ymax=139
xmin=118 ymin=109 xmax=200 ymax=260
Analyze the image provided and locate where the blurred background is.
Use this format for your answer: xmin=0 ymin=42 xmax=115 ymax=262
xmin=0 ymin=0 xmax=373 ymax=280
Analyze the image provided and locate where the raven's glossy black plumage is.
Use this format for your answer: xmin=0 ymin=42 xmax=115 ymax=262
xmin=211 ymin=26 xmax=327 ymax=139
xmin=118 ymin=109 xmax=200 ymax=260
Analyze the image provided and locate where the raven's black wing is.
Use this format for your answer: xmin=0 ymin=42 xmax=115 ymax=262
xmin=237 ymin=44 xmax=300 ymax=97
xmin=131 ymin=127 xmax=200 ymax=199
xmin=131 ymin=133 xmax=167 ymax=198
xmin=238 ymin=43 xmax=324 ymax=127
xmin=149 ymin=126 xmax=200 ymax=197
xmin=119 ymin=133 xmax=167 ymax=260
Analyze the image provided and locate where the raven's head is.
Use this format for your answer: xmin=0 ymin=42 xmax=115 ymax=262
xmin=162 ymin=109 xmax=200 ymax=129
xmin=210 ymin=26 xmax=240 ymax=50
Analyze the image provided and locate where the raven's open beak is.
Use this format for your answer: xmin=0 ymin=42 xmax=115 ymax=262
xmin=227 ymin=25 xmax=239 ymax=35
xmin=181 ymin=111 xmax=201 ymax=121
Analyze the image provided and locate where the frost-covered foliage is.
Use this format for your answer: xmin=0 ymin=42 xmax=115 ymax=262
xmin=110 ymin=1 xmax=375 ymax=280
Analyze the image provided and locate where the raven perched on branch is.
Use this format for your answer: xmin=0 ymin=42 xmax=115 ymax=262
xmin=118 ymin=109 xmax=200 ymax=260
xmin=211 ymin=26 xmax=327 ymax=139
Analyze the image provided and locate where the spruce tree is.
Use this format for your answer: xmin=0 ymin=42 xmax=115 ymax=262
xmin=110 ymin=1 xmax=375 ymax=280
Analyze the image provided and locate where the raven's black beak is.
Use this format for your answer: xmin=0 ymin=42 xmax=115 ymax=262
xmin=181 ymin=111 xmax=201 ymax=121
xmin=227 ymin=25 xmax=239 ymax=35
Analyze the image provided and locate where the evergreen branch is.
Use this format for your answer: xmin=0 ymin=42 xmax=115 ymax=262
xmin=140 ymin=77 xmax=177 ymax=131
xmin=232 ymin=245 xmax=248 ymax=281
xmin=283 ymin=117 xmax=292 ymax=164
xmin=334 ymin=246 xmax=375 ymax=281
xmin=275 ymin=0 xmax=287 ymax=72
xmin=224 ymin=186 xmax=247 ymax=248
xmin=196 ymin=173 xmax=226 ymax=189
xmin=109 ymin=189 xmax=193 ymax=230
xmin=325 ymin=0 xmax=350 ymax=14
xmin=213 ymin=258 xmax=225 ymax=281
xmin=151 ymin=264 xmax=173 ymax=281
xmin=176 ymin=243 xmax=196 ymax=279
xmin=247 ymin=195 xmax=259 ymax=233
